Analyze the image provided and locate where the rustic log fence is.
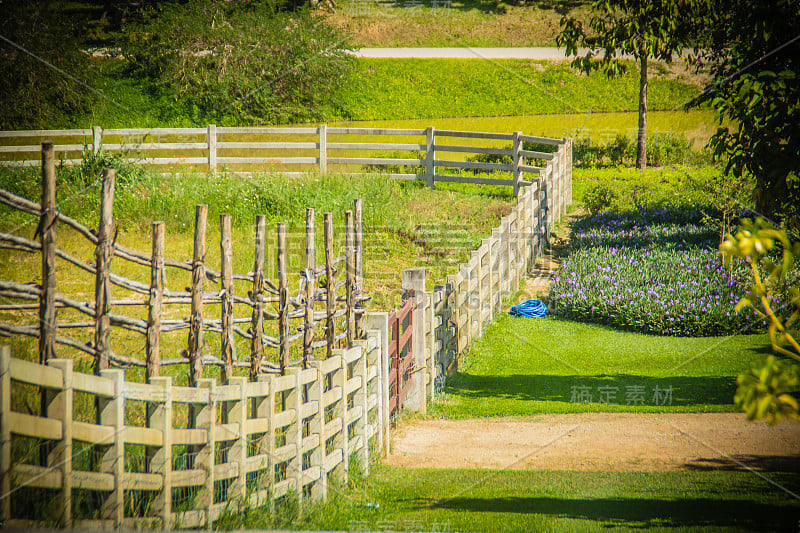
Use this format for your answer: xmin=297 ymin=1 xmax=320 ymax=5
xmin=0 ymin=143 xmax=365 ymax=378
xmin=0 ymin=125 xmax=571 ymax=196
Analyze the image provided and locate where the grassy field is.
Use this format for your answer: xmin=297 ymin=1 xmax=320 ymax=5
xmin=47 ymin=56 xmax=702 ymax=128
xmin=431 ymin=315 xmax=771 ymax=418
xmin=327 ymin=0 xmax=592 ymax=47
xmin=215 ymin=465 xmax=800 ymax=532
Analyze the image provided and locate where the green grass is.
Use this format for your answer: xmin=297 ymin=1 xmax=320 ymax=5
xmin=431 ymin=314 xmax=772 ymax=418
xmin=340 ymin=59 xmax=700 ymax=121
xmin=219 ymin=465 xmax=800 ymax=532
xmin=33 ymin=57 xmax=702 ymax=128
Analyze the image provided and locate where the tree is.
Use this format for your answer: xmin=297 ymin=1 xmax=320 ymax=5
xmin=557 ymin=0 xmax=694 ymax=169
xmin=689 ymin=0 xmax=800 ymax=230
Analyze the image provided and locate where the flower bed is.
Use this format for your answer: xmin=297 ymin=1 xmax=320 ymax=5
xmin=550 ymin=206 xmax=765 ymax=336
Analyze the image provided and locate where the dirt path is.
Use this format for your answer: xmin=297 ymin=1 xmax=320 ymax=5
xmin=387 ymin=414 xmax=800 ymax=471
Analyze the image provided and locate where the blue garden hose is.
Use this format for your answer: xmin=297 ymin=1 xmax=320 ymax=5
xmin=509 ymin=299 xmax=548 ymax=318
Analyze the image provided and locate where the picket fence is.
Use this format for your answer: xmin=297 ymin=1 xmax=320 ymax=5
xmin=0 ymin=124 xmax=570 ymax=196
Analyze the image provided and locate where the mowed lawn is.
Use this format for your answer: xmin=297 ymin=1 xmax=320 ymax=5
xmin=431 ymin=314 xmax=771 ymax=418
xmin=279 ymin=466 xmax=800 ymax=533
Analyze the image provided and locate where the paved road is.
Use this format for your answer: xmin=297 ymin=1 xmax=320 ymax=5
xmin=352 ymin=47 xmax=637 ymax=60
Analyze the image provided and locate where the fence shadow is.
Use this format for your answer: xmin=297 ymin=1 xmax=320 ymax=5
xmin=411 ymin=495 xmax=800 ymax=530
xmin=444 ymin=373 xmax=738 ymax=406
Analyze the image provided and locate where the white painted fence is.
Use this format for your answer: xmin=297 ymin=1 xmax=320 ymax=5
xmin=0 ymin=125 xmax=571 ymax=196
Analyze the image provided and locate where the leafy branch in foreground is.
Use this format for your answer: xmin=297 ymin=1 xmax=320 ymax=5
xmin=721 ymin=218 xmax=800 ymax=423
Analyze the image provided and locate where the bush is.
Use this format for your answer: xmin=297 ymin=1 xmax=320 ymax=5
xmin=571 ymin=132 xmax=710 ymax=168
xmin=121 ymin=1 xmax=356 ymax=125
xmin=582 ymin=184 xmax=618 ymax=213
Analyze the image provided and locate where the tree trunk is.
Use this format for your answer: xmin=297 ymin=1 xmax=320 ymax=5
xmin=636 ymin=54 xmax=648 ymax=170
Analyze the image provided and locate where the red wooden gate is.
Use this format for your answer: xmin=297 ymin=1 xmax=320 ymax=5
xmin=388 ymin=295 xmax=414 ymax=417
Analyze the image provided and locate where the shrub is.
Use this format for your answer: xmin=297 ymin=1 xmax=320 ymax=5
xmin=582 ymin=184 xmax=618 ymax=213
xmin=121 ymin=1 xmax=356 ymax=125
xmin=571 ymin=132 xmax=710 ymax=168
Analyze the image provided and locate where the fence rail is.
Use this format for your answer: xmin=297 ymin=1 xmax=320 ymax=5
xmin=0 ymin=125 xmax=568 ymax=196
xmin=0 ymin=336 xmax=380 ymax=529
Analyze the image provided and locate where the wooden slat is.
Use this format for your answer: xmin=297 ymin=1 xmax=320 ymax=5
xmin=322 ymin=385 xmax=342 ymax=408
xmin=273 ymin=374 xmax=297 ymax=394
xmin=433 ymin=144 xmax=513 ymax=156
xmin=103 ymin=128 xmax=205 ymax=136
xmin=326 ymin=157 xmax=424 ymax=166
xmin=273 ymin=408 xmax=296 ymax=429
xmin=171 ymin=386 xmax=209 ymax=404
xmin=433 ymin=174 xmax=515 ymax=186
xmin=72 ymin=372 xmax=114 ymax=397
xmin=73 ymin=470 xmax=114 ymax=491
xmin=214 ymin=461 xmax=239 ymax=481
xmin=244 ymin=417 xmax=269 ymax=435
xmin=11 ymin=464 xmax=61 ymax=489
xmin=172 ymin=428 xmax=207 ymax=446
xmin=519 ymin=165 xmax=543 ymax=174
xmin=216 ymin=127 xmax=317 ymax=134
xmin=325 ymin=417 xmax=343 ymax=437
xmin=73 ymin=421 xmax=114 ymax=445
xmin=123 ymin=472 xmax=162 ymax=491
xmin=519 ymin=149 xmax=554 ymax=160
xmin=435 ymin=130 xmax=514 ymax=140
xmin=8 ymin=411 xmax=61 ymax=440
xmin=327 ymin=142 xmax=425 ymax=151
xmin=0 ymin=144 xmax=86 ymax=153
xmin=435 ymin=159 xmax=513 ymax=172
xmin=171 ymin=469 xmax=206 ymax=487
xmin=518 ymin=134 xmax=564 ymax=145
xmin=324 ymin=448 xmax=343 ymax=472
xmin=274 ymin=443 xmax=295 ymax=464
xmin=139 ymin=157 xmax=208 ymax=165
xmin=217 ymin=156 xmax=318 ymax=164
xmin=320 ymin=355 xmax=342 ymax=375
xmin=327 ymin=127 xmax=426 ymax=135
xmin=302 ymin=433 xmax=320 ymax=453
xmin=214 ymin=422 xmax=240 ymax=441
xmin=0 ymin=129 xmax=89 ymax=137
xmin=124 ymin=426 xmax=162 ymax=446
xmin=217 ymin=141 xmax=317 ymax=149
xmin=245 ymin=380 xmax=270 ymax=397
xmin=245 ymin=453 xmax=271 ymax=473
xmin=10 ymin=358 xmax=63 ymax=389
xmin=345 ymin=376 xmax=363 ymax=397
xmin=346 ymin=405 xmax=363 ymax=424
xmin=100 ymin=142 xmax=207 ymax=151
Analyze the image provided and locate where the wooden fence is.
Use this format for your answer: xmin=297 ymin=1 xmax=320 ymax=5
xmin=0 ymin=125 xmax=569 ymax=196
xmin=392 ymin=136 xmax=571 ymax=409
xmin=0 ymin=143 xmax=365 ymax=379
xmin=0 ymin=334 xmax=381 ymax=529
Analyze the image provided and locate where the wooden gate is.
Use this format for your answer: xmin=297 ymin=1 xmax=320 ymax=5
xmin=388 ymin=294 xmax=415 ymax=417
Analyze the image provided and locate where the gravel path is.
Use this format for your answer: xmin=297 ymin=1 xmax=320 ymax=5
xmin=387 ymin=413 xmax=800 ymax=471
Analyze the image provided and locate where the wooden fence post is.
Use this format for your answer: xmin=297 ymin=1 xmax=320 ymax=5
xmin=425 ymin=126 xmax=436 ymax=189
xmin=350 ymin=340 xmax=369 ymax=475
xmin=285 ymin=368 xmax=303 ymax=515
xmin=99 ymin=368 xmax=125 ymax=528
xmin=324 ymin=213 xmax=335 ymax=359
xmin=304 ymin=209 xmax=316 ymax=365
xmin=512 ymin=131 xmax=522 ymax=197
xmin=92 ymin=126 xmax=103 ymax=154
xmin=277 ymin=222 xmax=288 ymax=373
xmin=145 ymin=375 xmax=172 ymax=529
xmin=94 ymin=168 xmax=115 ymax=373
xmin=189 ymin=204 xmax=208 ymax=388
xmin=229 ymin=376 xmax=248 ymax=507
xmin=251 ymin=215 xmax=266 ymax=381
xmin=220 ymin=213 xmax=235 ymax=384
xmin=208 ymin=124 xmax=217 ymax=172
xmin=365 ymin=312 xmax=389 ymax=456
xmin=333 ymin=351 xmax=349 ymax=481
xmin=39 ymin=141 xmax=57 ymax=365
xmin=319 ymin=124 xmax=327 ymax=175
xmin=345 ymin=210 xmax=355 ymax=348
xmin=146 ymin=222 xmax=165 ymax=382
xmin=353 ymin=198 xmax=363 ymax=337
xmin=308 ymin=362 xmax=327 ymax=501
xmin=195 ymin=378 xmax=216 ymax=526
xmin=0 ymin=346 xmax=11 ymax=524
xmin=47 ymin=358 xmax=73 ymax=527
